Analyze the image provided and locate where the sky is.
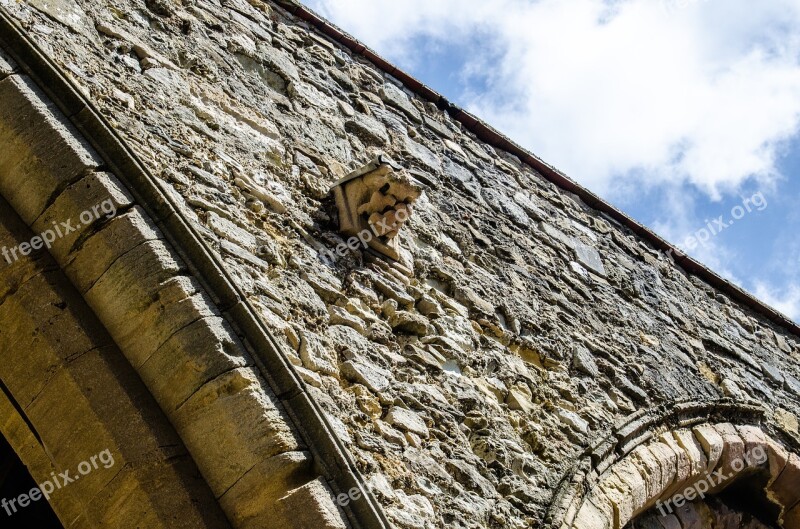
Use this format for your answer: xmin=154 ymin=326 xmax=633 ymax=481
xmin=306 ymin=0 xmax=800 ymax=323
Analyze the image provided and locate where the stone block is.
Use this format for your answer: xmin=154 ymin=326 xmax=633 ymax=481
xmin=672 ymin=429 xmax=708 ymax=479
xmin=658 ymin=432 xmax=691 ymax=497
xmin=630 ymin=445 xmax=664 ymax=507
xmin=341 ymin=359 xmax=390 ymax=392
xmin=274 ymin=477 xmax=348 ymax=529
xmin=734 ymin=425 xmax=769 ymax=464
xmin=385 ymin=406 xmax=429 ymax=438
xmin=174 ymin=367 xmax=299 ymax=495
xmin=765 ymin=436 xmax=790 ymax=486
xmin=646 ymin=442 xmax=679 ymax=498
xmin=767 ymin=452 xmax=800 ymax=513
xmin=612 ymin=459 xmax=648 ymax=517
xmin=540 ymin=221 xmax=577 ymax=250
xmin=575 ymin=242 xmax=606 ymax=277
xmin=598 ymin=470 xmax=637 ymax=527
xmin=0 ymin=75 xmax=100 ymax=223
xmin=380 ymin=83 xmax=422 ymax=123
xmin=692 ymin=424 xmax=724 ymax=473
xmin=33 ymin=171 xmax=134 ymax=264
xmin=578 ymin=488 xmax=615 ymax=529
xmin=299 ymin=329 xmax=338 ymax=376
xmin=0 ymin=270 xmax=105 ymax=408
xmin=88 ymin=455 xmax=229 ymax=529
xmin=139 ymin=316 xmax=249 ymax=411
xmin=64 ymin=208 xmax=165 ymax=293
xmin=219 ymin=451 xmax=313 ymax=528
xmin=712 ymin=423 xmax=744 ymax=482
xmin=88 ymin=270 xmax=215 ymax=367
xmin=572 ymin=498 xmax=612 ymax=529
xmin=345 ymin=112 xmax=389 ymax=146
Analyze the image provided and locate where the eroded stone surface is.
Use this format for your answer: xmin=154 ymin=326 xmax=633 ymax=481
xmin=3 ymin=0 xmax=799 ymax=527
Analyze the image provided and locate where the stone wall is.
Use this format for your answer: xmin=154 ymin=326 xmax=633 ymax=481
xmin=1 ymin=0 xmax=799 ymax=527
xmin=0 ymin=17 xmax=353 ymax=529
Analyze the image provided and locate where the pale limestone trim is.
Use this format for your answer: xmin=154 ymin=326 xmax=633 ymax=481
xmin=0 ymin=60 xmax=348 ymax=529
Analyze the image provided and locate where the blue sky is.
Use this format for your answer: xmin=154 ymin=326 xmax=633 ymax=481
xmin=307 ymin=0 xmax=800 ymax=322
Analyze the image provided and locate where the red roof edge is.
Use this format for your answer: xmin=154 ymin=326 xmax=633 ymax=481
xmin=273 ymin=0 xmax=800 ymax=338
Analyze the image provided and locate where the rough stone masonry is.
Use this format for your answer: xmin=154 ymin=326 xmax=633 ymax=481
xmin=0 ymin=0 xmax=798 ymax=528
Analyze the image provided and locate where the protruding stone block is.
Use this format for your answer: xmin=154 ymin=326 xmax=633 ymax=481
xmin=630 ymin=445 xmax=664 ymax=507
xmin=332 ymin=155 xmax=422 ymax=261
xmin=713 ymin=423 xmax=745 ymax=478
xmin=672 ymin=429 xmax=708 ymax=480
xmin=175 ymin=367 xmax=300 ymax=495
xmin=219 ymin=451 xmax=313 ymax=528
xmin=646 ymin=442 xmax=679 ymax=498
xmin=34 ymin=171 xmax=134 ymax=264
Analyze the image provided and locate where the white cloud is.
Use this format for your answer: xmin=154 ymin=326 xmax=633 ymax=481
xmin=650 ymin=187 xmax=743 ymax=282
xmin=308 ymin=0 xmax=800 ymax=199
xmin=754 ymin=282 xmax=800 ymax=322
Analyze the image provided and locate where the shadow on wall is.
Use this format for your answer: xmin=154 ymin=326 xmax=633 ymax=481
xmin=0 ymin=434 xmax=63 ymax=528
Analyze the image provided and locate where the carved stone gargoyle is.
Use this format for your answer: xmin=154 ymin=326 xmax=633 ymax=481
xmin=331 ymin=155 xmax=422 ymax=261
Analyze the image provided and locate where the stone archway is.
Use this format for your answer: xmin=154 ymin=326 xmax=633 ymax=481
xmin=0 ymin=193 xmax=232 ymax=528
xmin=570 ymin=423 xmax=800 ymax=529
xmin=0 ymin=17 xmax=385 ymax=529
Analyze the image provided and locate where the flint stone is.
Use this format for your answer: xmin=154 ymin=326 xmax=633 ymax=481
xmin=345 ymin=113 xmax=389 ymax=145
xmin=574 ymin=242 xmax=606 ymax=277
xmin=572 ymin=344 xmax=599 ymax=377
xmin=380 ymin=83 xmax=422 ymax=123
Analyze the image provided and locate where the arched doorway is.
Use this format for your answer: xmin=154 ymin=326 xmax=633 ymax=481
xmin=569 ymin=423 xmax=800 ymax=529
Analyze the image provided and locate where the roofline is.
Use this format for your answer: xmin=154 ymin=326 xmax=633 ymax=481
xmin=275 ymin=0 xmax=800 ymax=339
